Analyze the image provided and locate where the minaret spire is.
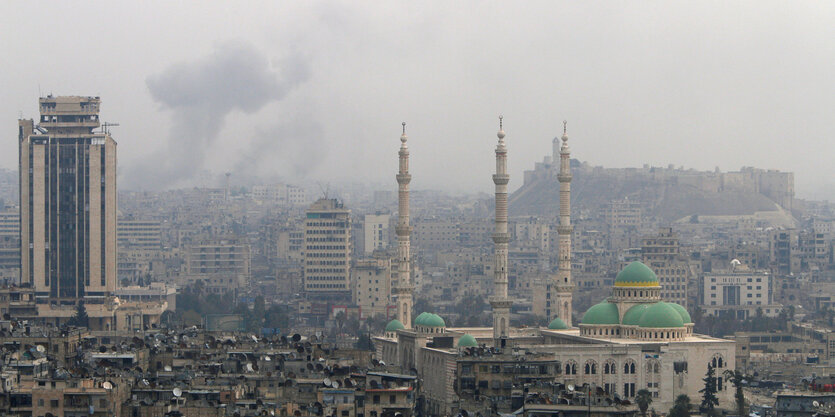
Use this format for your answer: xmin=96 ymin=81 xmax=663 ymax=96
xmin=491 ymin=115 xmax=512 ymax=347
xmin=394 ymin=122 xmax=414 ymax=328
xmin=553 ymin=120 xmax=575 ymax=326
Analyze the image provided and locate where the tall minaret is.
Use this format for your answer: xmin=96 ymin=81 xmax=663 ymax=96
xmin=491 ymin=116 xmax=512 ymax=347
xmin=553 ymin=121 xmax=575 ymax=326
xmin=394 ymin=122 xmax=414 ymax=328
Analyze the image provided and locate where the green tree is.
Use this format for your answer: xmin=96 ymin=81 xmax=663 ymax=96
xmin=636 ymin=389 xmax=653 ymax=417
xmin=699 ymin=364 xmax=719 ymax=416
xmin=68 ymin=301 xmax=90 ymax=328
xmin=669 ymin=394 xmax=691 ymax=417
xmin=724 ymin=369 xmax=747 ymax=416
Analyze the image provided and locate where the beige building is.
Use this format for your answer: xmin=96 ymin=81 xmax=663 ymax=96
xmin=363 ymin=213 xmax=391 ymax=255
xmin=642 ymin=227 xmax=690 ymax=307
xmin=184 ymin=238 xmax=251 ymax=293
xmin=352 ymin=257 xmax=392 ymax=319
xmin=304 ymin=198 xmax=351 ymax=298
xmin=117 ymin=219 xmax=162 ymax=250
xmin=702 ymin=266 xmax=781 ymax=319
xmin=0 ymin=211 xmax=19 ymax=282
xmin=19 ymin=96 xmax=117 ymax=302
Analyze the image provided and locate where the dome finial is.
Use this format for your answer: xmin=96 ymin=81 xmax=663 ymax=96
xmin=400 ymin=122 xmax=408 ymax=144
xmin=562 ymin=120 xmax=568 ymax=143
xmin=497 ymin=115 xmax=505 ymax=140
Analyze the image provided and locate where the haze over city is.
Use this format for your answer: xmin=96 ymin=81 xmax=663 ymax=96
xmin=1 ymin=1 xmax=833 ymax=197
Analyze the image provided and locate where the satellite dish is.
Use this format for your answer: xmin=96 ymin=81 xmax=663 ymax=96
xmin=102 ymin=381 xmax=113 ymax=390
xmin=814 ymin=401 xmax=821 ymax=408
xmin=379 ymin=360 xmax=385 ymax=366
xmin=35 ymin=345 xmax=45 ymax=353
xmin=246 ymin=363 xmax=254 ymax=372
xmin=324 ymin=378 xmax=332 ymax=387
xmin=251 ymin=335 xmax=259 ymax=343
xmin=567 ymin=384 xmax=575 ymax=392
xmin=173 ymin=387 xmax=182 ymax=398
xmin=332 ymin=381 xmax=340 ymax=389
xmin=164 ymin=366 xmax=173 ymax=372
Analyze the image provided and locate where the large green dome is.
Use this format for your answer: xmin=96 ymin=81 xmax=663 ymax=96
xmin=416 ymin=313 xmax=445 ymax=327
xmin=414 ymin=312 xmax=431 ymax=326
xmin=638 ymin=303 xmax=685 ymax=328
xmin=385 ymin=319 xmax=405 ymax=332
xmin=666 ymin=303 xmax=692 ymax=324
xmin=458 ymin=334 xmax=478 ymax=347
xmin=622 ymin=304 xmax=650 ymax=326
xmin=614 ymin=262 xmax=660 ymax=287
xmin=581 ymin=302 xmax=620 ymax=325
xmin=548 ymin=317 xmax=569 ymax=330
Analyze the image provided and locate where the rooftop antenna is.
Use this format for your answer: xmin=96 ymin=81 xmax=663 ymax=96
xmin=317 ymin=182 xmax=330 ymax=199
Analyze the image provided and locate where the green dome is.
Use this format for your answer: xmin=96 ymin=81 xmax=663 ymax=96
xmin=458 ymin=334 xmax=478 ymax=347
xmin=614 ymin=262 xmax=659 ymax=287
xmin=385 ymin=319 xmax=405 ymax=332
xmin=665 ymin=303 xmax=692 ymax=324
xmin=638 ymin=303 xmax=685 ymax=328
xmin=622 ymin=304 xmax=650 ymax=326
xmin=414 ymin=312 xmax=431 ymax=326
xmin=548 ymin=317 xmax=569 ymax=330
xmin=581 ymin=302 xmax=620 ymax=325
xmin=424 ymin=313 xmax=446 ymax=327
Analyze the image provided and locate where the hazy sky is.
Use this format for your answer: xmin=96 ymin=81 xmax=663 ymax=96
xmin=1 ymin=1 xmax=833 ymax=197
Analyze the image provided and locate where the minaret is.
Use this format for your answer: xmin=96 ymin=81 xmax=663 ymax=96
xmin=393 ymin=122 xmax=414 ymax=328
xmin=553 ymin=121 xmax=575 ymax=326
xmin=491 ymin=116 xmax=512 ymax=347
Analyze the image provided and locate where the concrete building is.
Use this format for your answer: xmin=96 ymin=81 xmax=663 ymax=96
xmin=185 ymin=238 xmax=251 ymax=292
xmin=363 ymin=213 xmax=391 ymax=255
xmin=304 ymin=198 xmax=352 ymax=299
xmin=19 ymin=96 xmax=117 ymax=303
xmin=702 ymin=265 xmax=781 ymax=319
xmin=352 ymin=257 xmax=392 ymax=319
xmin=642 ymin=227 xmax=690 ymax=307
xmin=0 ymin=211 xmax=20 ymax=282
xmin=117 ymin=219 xmax=162 ymax=250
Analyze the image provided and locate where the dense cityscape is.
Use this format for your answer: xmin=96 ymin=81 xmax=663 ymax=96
xmin=1 ymin=3 xmax=833 ymax=417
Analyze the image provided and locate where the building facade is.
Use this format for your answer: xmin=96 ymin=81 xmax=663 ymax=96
xmin=304 ymin=198 xmax=352 ymax=298
xmin=19 ymin=96 xmax=117 ymax=302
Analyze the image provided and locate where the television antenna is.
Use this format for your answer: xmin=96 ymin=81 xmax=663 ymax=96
xmin=102 ymin=122 xmax=120 ymax=135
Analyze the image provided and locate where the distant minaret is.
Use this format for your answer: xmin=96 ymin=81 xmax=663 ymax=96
xmin=491 ymin=116 xmax=512 ymax=347
xmin=553 ymin=121 xmax=575 ymax=326
xmin=394 ymin=122 xmax=414 ymax=328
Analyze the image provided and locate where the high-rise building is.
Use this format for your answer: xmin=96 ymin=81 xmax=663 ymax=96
xmin=0 ymin=211 xmax=20 ymax=282
xmin=304 ymin=198 xmax=351 ymax=298
xmin=19 ymin=96 xmax=117 ymax=302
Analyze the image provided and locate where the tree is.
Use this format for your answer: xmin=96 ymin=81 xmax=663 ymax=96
xmin=636 ymin=389 xmax=653 ymax=417
xmin=700 ymin=364 xmax=720 ymax=416
xmin=669 ymin=394 xmax=691 ymax=417
xmin=724 ymin=369 xmax=747 ymax=417
xmin=68 ymin=301 xmax=89 ymax=328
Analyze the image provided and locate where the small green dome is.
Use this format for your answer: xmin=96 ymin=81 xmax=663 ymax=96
xmin=548 ymin=317 xmax=569 ymax=330
xmin=622 ymin=304 xmax=650 ymax=326
xmin=581 ymin=302 xmax=620 ymax=325
xmin=614 ymin=262 xmax=660 ymax=287
xmin=665 ymin=303 xmax=692 ymax=324
xmin=414 ymin=312 xmax=431 ymax=326
xmin=424 ymin=313 xmax=446 ymax=327
xmin=639 ymin=303 xmax=685 ymax=328
xmin=385 ymin=319 xmax=405 ymax=332
xmin=458 ymin=334 xmax=478 ymax=347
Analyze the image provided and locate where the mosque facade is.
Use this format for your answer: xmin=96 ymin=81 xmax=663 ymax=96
xmin=374 ymin=121 xmax=735 ymax=416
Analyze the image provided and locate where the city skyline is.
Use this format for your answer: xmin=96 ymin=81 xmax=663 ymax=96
xmin=1 ymin=2 xmax=833 ymax=198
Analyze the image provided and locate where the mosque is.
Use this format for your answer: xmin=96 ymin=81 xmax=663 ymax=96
xmin=374 ymin=120 xmax=735 ymax=416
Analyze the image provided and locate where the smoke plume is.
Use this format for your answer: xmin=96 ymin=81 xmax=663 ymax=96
xmin=126 ymin=41 xmax=309 ymax=189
